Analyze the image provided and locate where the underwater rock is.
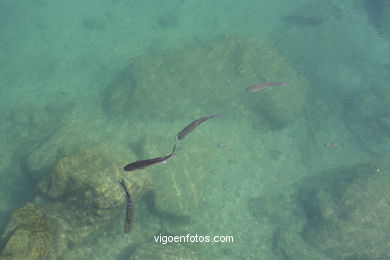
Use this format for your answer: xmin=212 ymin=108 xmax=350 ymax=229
xmin=233 ymin=36 xmax=308 ymax=126
xmin=25 ymin=119 xmax=103 ymax=181
xmin=276 ymin=163 xmax=390 ymax=259
xmin=101 ymin=35 xmax=308 ymax=126
xmin=37 ymin=141 xmax=148 ymax=212
xmin=0 ymin=203 xmax=56 ymax=260
xmin=131 ymin=243 xmax=198 ymax=260
xmin=34 ymin=141 xmax=150 ymax=256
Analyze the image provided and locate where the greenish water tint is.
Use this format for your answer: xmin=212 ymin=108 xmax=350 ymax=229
xmin=0 ymin=0 xmax=389 ymax=259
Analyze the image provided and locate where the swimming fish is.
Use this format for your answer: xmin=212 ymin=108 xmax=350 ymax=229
xmin=324 ymin=142 xmax=341 ymax=148
xmin=245 ymin=81 xmax=288 ymax=92
xmin=177 ymin=113 xmax=222 ymax=141
xmin=217 ymin=143 xmax=231 ymax=150
xmin=123 ymin=145 xmax=176 ymax=171
xmin=119 ymin=178 xmax=133 ymax=234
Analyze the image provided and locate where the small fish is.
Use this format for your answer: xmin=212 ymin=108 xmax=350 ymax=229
xmin=217 ymin=143 xmax=231 ymax=149
xmin=177 ymin=113 xmax=222 ymax=141
xmin=119 ymin=178 xmax=133 ymax=234
xmin=324 ymin=142 xmax=341 ymax=148
xmin=245 ymin=81 xmax=288 ymax=92
xmin=123 ymin=145 xmax=176 ymax=171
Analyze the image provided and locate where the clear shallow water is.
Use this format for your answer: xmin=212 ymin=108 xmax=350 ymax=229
xmin=1 ymin=0 xmax=389 ymax=259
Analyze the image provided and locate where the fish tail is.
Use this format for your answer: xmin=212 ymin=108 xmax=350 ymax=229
xmin=119 ymin=178 xmax=125 ymax=188
xmin=120 ymin=178 xmax=129 ymax=194
xmin=212 ymin=112 xmax=223 ymax=119
xmin=171 ymin=144 xmax=176 ymax=156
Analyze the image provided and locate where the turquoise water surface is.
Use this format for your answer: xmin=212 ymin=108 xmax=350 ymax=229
xmin=1 ymin=0 xmax=389 ymax=259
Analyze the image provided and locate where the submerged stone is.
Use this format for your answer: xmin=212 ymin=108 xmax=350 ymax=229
xmin=102 ymin=35 xmax=308 ymax=126
xmin=0 ymin=203 xmax=56 ymax=260
xmin=275 ymin=163 xmax=390 ymax=259
xmin=32 ymin=142 xmax=150 ymax=257
xmin=37 ymin=141 xmax=148 ymax=213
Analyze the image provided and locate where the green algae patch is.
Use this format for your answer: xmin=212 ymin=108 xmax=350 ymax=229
xmin=102 ymin=35 xmax=308 ymax=126
xmin=37 ymin=142 xmax=148 ymax=208
xmin=33 ymin=142 xmax=150 ymax=257
xmin=0 ymin=203 xmax=56 ymax=260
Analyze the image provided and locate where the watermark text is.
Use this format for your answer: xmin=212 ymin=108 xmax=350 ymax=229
xmin=154 ymin=234 xmax=234 ymax=245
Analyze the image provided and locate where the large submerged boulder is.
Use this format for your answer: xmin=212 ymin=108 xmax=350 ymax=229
xmin=102 ymin=36 xmax=308 ymax=126
xmin=37 ymin=141 xmax=149 ymax=219
xmin=31 ymin=142 xmax=150 ymax=257
xmin=271 ymin=163 xmax=390 ymax=259
xmin=0 ymin=203 xmax=56 ymax=260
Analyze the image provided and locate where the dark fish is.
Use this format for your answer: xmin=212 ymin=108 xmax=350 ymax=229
xmin=119 ymin=178 xmax=133 ymax=234
xmin=245 ymin=81 xmax=288 ymax=92
xmin=177 ymin=113 xmax=222 ymax=141
xmin=123 ymin=145 xmax=176 ymax=171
